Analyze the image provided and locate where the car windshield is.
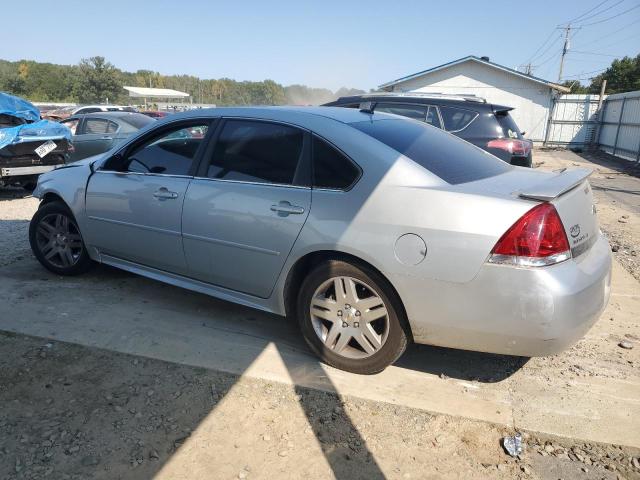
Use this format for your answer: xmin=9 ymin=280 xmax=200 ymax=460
xmin=118 ymin=114 xmax=156 ymax=129
xmin=351 ymin=118 xmax=511 ymax=184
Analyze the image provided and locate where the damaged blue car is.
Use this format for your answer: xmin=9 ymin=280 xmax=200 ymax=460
xmin=0 ymin=92 xmax=72 ymax=191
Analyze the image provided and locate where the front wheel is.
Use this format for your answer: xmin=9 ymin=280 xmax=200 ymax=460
xmin=29 ymin=201 xmax=94 ymax=275
xmin=297 ymin=260 xmax=409 ymax=374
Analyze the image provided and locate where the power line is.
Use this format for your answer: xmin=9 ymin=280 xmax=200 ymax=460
xmin=566 ymin=0 xmax=625 ymax=25
xmin=559 ymin=0 xmax=612 ymax=25
xmin=525 ymin=30 xmax=557 ymax=63
xmin=579 ymin=3 xmax=640 ymax=26
xmin=575 ymin=17 xmax=640 ymax=47
xmin=571 ymin=50 xmax=625 ymax=57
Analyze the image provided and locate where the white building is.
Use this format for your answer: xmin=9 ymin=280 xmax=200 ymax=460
xmin=379 ymin=56 xmax=570 ymax=143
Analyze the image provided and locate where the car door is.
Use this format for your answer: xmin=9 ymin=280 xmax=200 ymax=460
xmin=72 ymin=117 xmax=119 ymax=160
xmin=84 ymin=120 xmax=211 ymax=274
xmin=182 ymin=118 xmax=311 ymax=298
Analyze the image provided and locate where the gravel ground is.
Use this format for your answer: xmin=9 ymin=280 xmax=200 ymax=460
xmin=1 ymin=333 xmax=638 ymax=480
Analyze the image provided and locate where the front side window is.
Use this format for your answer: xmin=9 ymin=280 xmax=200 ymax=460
xmin=121 ymin=123 xmax=209 ymax=175
xmin=312 ymin=136 xmax=360 ymax=190
xmin=61 ymin=118 xmax=80 ymax=135
xmin=206 ymin=120 xmax=304 ymax=185
xmin=439 ymin=106 xmax=478 ymax=132
xmin=374 ymin=103 xmax=427 ymax=122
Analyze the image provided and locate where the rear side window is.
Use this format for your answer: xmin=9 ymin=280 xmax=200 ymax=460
xmin=351 ymin=119 xmax=511 ymax=184
xmin=374 ymin=103 xmax=427 ymax=122
xmin=207 ymin=120 xmax=304 ymax=185
xmin=312 ymin=136 xmax=360 ymax=190
xmin=119 ymin=114 xmax=155 ymax=130
xmin=439 ymin=106 xmax=478 ymax=132
xmin=496 ymin=112 xmax=523 ymax=139
xmin=426 ymin=106 xmax=442 ymax=129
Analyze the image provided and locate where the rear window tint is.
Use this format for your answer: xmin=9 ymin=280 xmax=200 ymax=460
xmin=439 ymin=106 xmax=478 ymax=132
xmin=351 ymin=119 xmax=511 ymax=185
xmin=496 ymin=112 xmax=523 ymax=139
xmin=120 ymin=114 xmax=155 ymax=129
xmin=374 ymin=103 xmax=427 ymax=121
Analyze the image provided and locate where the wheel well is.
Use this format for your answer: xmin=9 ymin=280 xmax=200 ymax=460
xmin=40 ymin=193 xmax=65 ymax=206
xmin=283 ymin=250 xmax=413 ymax=340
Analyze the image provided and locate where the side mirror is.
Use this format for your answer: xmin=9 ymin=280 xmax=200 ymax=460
xmin=521 ymin=131 xmax=526 ymax=136
xmin=103 ymin=153 xmax=126 ymax=171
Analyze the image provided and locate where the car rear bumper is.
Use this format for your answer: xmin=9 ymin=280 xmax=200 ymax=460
xmin=399 ymin=233 xmax=612 ymax=356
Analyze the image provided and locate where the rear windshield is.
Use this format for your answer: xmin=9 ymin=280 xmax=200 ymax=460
xmin=119 ymin=114 xmax=155 ymax=129
xmin=351 ymin=119 xmax=511 ymax=184
xmin=495 ymin=112 xmax=523 ymax=139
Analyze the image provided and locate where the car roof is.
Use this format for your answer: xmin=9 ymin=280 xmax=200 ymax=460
xmin=325 ymin=94 xmax=501 ymax=110
xmin=156 ymin=106 xmax=396 ymax=125
xmin=69 ymin=111 xmax=151 ymax=120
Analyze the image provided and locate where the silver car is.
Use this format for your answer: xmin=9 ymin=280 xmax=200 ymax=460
xmin=28 ymin=107 xmax=612 ymax=374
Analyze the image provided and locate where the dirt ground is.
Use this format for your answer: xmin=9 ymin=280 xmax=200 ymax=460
xmin=1 ymin=333 xmax=638 ymax=480
xmin=1 ymin=149 xmax=639 ymax=480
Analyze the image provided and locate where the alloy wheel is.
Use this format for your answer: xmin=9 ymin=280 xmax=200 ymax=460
xmin=35 ymin=213 xmax=84 ymax=269
xmin=310 ymin=276 xmax=390 ymax=359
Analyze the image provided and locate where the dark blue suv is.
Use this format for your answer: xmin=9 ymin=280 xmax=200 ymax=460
xmin=323 ymin=93 xmax=533 ymax=167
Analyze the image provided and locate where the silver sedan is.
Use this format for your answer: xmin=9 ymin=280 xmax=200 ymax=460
xmin=28 ymin=107 xmax=612 ymax=374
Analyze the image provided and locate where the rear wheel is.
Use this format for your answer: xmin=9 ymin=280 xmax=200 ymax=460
xmin=29 ymin=201 xmax=94 ymax=275
xmin=297 ymin=260 xmax=409 ymax=374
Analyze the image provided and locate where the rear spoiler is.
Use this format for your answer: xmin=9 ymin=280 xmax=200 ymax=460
xmin=517 ymin=168 xmax=593 ymax=201
xmin=492 ymin=105 xmax=514 ymax=115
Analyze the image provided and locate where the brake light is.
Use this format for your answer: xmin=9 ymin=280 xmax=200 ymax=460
xmin=488 ymin=203 xmax=571 ymax=267
xmin=487 ymin=138 xmax=531 ymax=156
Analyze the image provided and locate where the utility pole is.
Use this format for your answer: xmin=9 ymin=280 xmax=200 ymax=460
xmin=524 ymin=63 xmax=533 ymax=75
xmin=557 ymin=25 xmax=572 ymax=83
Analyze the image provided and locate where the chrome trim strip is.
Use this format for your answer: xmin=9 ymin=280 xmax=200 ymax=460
xmin=87 ymin=215 xmax=181 ymax=236
xmin=94 ymin=170 xmax=193 ymax=179
xmin=190 ymin=176 xmax=310 ymax=190
xmin=182 ymin=232 xmax=280 ymax=256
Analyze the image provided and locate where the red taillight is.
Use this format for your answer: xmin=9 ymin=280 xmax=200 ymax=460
xmin=488 ymin=203 xmax=571 ymax=267
xmin=487 ymin=138 xmax=531 ymax=156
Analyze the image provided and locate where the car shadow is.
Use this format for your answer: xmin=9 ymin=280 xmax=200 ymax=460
xmin=576 ymin=149 xmax=640 ymax=178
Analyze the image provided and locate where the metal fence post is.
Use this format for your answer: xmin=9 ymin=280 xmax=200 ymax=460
xmin=612 ymin=97 xmax=627 ymax=157
xmin=595 ymin=99 xmax=607 ymax=147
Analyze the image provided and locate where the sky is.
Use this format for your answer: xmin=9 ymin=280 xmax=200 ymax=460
xmin=2 ymin=0 xmax=640 ymax=91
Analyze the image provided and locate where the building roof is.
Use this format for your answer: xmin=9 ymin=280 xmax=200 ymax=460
xmin=378 ymin=56 xmax=571 ymax=93
xmin=123 ymin=86 xmax=190 ymax=98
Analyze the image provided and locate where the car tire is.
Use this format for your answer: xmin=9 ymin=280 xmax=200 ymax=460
xmin=297 ymin=259 xmax=409 ymax=375
xmin=29 ymin=201 xmax=94 ymax=276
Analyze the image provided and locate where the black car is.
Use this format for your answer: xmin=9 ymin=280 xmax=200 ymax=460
xmin=323 ymin=93 xmax=533 ymax=167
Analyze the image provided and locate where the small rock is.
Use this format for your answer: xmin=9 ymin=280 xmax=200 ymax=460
xmin=149 ymin=450 xmax=159 ymax=460
xmin=544 ymin=444 xmax=555 ymax=453
xmin=238 ymin=472 xmax=248 ymax=479
xmin=521 ymin=465 xmax=531 ymax=475
xmin=611 ymin=245 xmax=620 ymax=252
xmin=582 ymin=467 xmax=589 ymax=473
xmin=80 ymin=455 xmax=99 ymax=467
xmin=618 ymin=218 xmax=627 ymax=223
xmin=278 ymin=450 xmax=288 ymax=457
xmin=146 ymin=390 xmax=154 ymax=397
xmin=619 ymin=341 xmax=634 ymax=350
xmin=262 ymin=434 xmax=271 ymax=442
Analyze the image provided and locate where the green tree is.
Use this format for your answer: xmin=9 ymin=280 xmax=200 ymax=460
xmin=589 ymin=54 xmax=640 ymax=94
xmin=560 ymin=80 xmax=589 ymax=94
xmin=73 ymin=56 xmax=122 ymax=103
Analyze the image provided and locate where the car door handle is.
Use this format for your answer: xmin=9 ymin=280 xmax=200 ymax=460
xmin=153 ymin=188 xmax=179 ymax=200
xmin=101 ymin=136 xmax=113 ymax=140
xmin=271 ymin=201 xmax=305 ymax=215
